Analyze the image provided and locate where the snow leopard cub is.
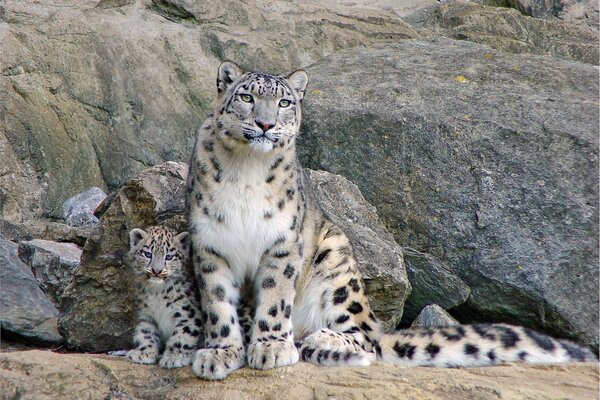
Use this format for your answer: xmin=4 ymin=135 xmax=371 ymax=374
xmin=126 ymin=226 xmax=204 ymax=369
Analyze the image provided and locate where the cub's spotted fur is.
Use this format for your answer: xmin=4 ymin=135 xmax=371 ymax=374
xmin=126 ymin=226 xmax=204 ymax=369
xmin=186 ymin=62 xmax=596 ymax=380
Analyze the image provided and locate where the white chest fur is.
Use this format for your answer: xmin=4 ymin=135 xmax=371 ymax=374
xmin=193 ymin=152 xmax=292 ymax=286
xmin=143 ymin=289 xmax=176 ymax=341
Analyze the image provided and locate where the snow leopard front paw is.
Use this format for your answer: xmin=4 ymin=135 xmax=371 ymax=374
xmin=247 ymin=339 xmax=299 ymax=370
xmin=126 ymin=348 xmax=158 ymax=365
xmin=159 ymin=350 xmax=193 ymax=369
xmin=192 ymin=346 xmax=245 ymax=380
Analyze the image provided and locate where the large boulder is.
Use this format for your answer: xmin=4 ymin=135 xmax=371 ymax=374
xmin=298 ymin=38 xmax=598 ymax=348
xmin=59 ymin=163 xmax=409 ymax=351
xmin=0 ymin=0 xmax=419 ymax=222
xmin=0 ymin=236 xmax=62 ymax=345
xmin=1 ymin=350 xmax=598 ymax=399
xmin=305 ymin=170 xmax=410 ymax=329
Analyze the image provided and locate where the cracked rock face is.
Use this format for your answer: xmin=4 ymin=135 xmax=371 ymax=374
xmin=299 ymin=38 xmax=599 ymax=348
xmin=0 ymin=0 xmax=420 ymax=222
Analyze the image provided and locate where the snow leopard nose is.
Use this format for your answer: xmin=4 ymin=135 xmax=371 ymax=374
xmin=255 ymin=119 xmax=275 ymax=132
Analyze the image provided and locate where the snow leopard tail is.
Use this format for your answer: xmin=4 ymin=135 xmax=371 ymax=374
xmin=376 ymin=323 xmax=597 ymax=367
xmin=299 ymin=346 xmax=375 ymax=367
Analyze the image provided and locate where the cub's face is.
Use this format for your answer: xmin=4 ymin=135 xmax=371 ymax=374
xmin=215 ymin=61 xmax=308 ymax=153
xmin=128 ymin=226 xmax=189 ymax=285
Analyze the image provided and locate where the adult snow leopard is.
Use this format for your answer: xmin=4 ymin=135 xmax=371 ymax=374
xmin=186 ymin=61 xmax=596 ymax=380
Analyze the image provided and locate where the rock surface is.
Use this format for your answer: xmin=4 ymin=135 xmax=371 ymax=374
xmin=476 ymin=0 xmax=600 ymax=32
xmin=401 ymin=247 xmax=470 ymax=325
xmin=62 ymin=187 xmax=107 ymax=227
xmin=0 ymin=0 xmax=419 ymax=222
xmin=299 ymin=38 xmax=599 ymax=348
xmin=0 ymin=350 xmax=598 ymax=400
xmin=18 ymin=239 xmax=82 ymax=307
xmin=305 ymin=170 xmax=410 ymax=329
xmin=411 ymin=304 xmax=461 ymax=328
xmin=422 ymin=2 xmax=598 ymax=65
xmin=0 ymin=219 xmax=92 ymax=245
xmin=0 ymin=237 xmax=62 ymax=345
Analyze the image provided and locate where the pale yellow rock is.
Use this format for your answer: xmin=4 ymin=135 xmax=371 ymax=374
xmin=0 ymin=350 xmax=598 ymax=400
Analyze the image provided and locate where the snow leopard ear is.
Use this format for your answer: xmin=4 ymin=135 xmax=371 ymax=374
xmin=217 ymin=61 xmax=243 ymax=94
xmin=285 ymin=70 xmax=308 ymax=101
xmin=175 ymin=231 xmax=190 ymax=253
xmin=129 ymin=228 xmax=148 ymax=249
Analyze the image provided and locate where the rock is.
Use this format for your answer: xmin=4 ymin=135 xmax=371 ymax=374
xmin=62 ymin=187 xmax=107 ymax=228
xmin=18 ymin=239 xmax=82 ymax=308
xmin=0 ymin=218 xmax=93 ymax=245
xmin=305 ymin=170 xmax=410 ymax=330
xmin=411 ymin=304 xmax=460 ymax=328
xmin=476 ymin=0 xmax=599 ymax=32
xmin=1 ymin=350 xmax=598 ymax=399
xmin=422 ymin=2 xmax=598 ymax=65
xmin=0 ymin=0 xmax=420 ymax=222
xmin=298 ymin=38 xmax=598 ymax=348
xmin=401 ymin=247 xmax=470 ymax=325
xmin=59 ymin=161 xmax=189 ymax=352
xmin=0 ymin=236 xmax=62 ymax=345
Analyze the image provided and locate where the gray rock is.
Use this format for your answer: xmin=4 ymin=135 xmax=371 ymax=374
xmin=59 ymin=162 xmax=188 ymax=352
xmin=422 ymin=2 xmax=598 ymax=65
xmin=411 ymin=304 xmax=460 ymax=328
xmin=0 ymin=236 xmax=62 ymax=345
xmin=401 ymin=247 xmax=470 ymax=324
xmin=299 ymin=38 xmax=598 ymax=348
xmin=18 ymin=239 xmax=82 ymax=308
xmin=0 ymin=0 xmax=419 ymax=222
xmin=0 ymin=219 xmax=92 ymax=245
xmin=476 ymin=0 xmax=599 ymax=32
xmin=305 ymin=170 xmax=410 ymax=330
xmin=62 ymin=187 xmax=107 ymax=228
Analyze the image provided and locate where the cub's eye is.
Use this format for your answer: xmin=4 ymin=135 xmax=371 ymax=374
xmin=279 ymin=99 xmax=291 ymax=108
xmin=165 ymin=254 xmax=174 ymax=261
xmin=240 ymin=94 xmax=253 ymax=103
xmin=143 ymin=251 xmax=152 ymax=259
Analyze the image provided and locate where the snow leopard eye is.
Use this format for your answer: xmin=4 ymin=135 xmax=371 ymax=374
xmin=279 ymin=99 xmax=291 ymax=108
xmin=143 ymin=251 xmax=152 ymax=259
xmin=165 ymin=254 xmax=174 ymax=261
xmin=240 ymin=94 xmax=253 ymax=103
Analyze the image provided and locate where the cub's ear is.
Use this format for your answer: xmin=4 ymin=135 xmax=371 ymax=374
xmin=129 ymin=228 xmax=148 ymax=249
xmin=175 ymin=231 xmax=190 ymax=253
xmin=285 ymin=70 xmax=308 ymax=101
xmin=217 ymin=61 xmax=243 ymax=94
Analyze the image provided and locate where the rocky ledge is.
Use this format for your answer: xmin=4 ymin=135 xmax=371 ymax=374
xmin=0 ymin=350 xmax=598 ymax=400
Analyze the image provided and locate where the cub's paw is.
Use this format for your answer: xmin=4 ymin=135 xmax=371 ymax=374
xmin=192 ymin=347 xmax=245 ymax=380
xmin=126 ymin=348 xmax=158 ymax=365
xmin=159 ymin=350 xmax=193 ymax=369
xmin=247 ymin=339 xmax=299 ymax=370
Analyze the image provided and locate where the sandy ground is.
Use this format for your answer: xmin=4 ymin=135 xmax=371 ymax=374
xmin=0 ymin=350 xmax=598 ymax=400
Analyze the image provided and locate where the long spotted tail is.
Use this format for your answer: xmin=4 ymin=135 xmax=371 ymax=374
xmin=376 ymin=323 xmax=597 ymax=367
